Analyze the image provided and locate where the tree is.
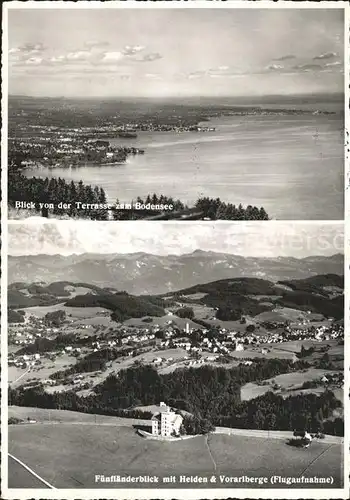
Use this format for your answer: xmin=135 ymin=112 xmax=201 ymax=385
xmin=253 ymin=409 xmax=265 ymax=429
xmin=246 ymin=324 xmax=255 ymax=333
xmin=175 ymin=307 xmax=194 ymax=319
xmin=44 ymin=310 xmax=66 ymax=327
xmin=265 ymin=413 xmax=277 ymax=430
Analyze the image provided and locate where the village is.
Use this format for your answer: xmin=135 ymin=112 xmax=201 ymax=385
xmin=8 ymin=307 xmax=344 ymax=395
xmin=9 ymin=133 xmax=145 ymax=170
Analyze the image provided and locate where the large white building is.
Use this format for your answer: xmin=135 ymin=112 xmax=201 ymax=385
xmin=151 ymin=402 xmax=183 ymax=437
xmin=234 ymin=341 xmax=244 ymax=351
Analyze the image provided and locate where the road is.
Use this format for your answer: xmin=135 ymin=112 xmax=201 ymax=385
xmin=8 ymin=454 xmax=55 ymax=489
xmin=214 ymin=427 xmax=343 ymax=444
xmin=10 ymin=367 xmax=31 ymax=385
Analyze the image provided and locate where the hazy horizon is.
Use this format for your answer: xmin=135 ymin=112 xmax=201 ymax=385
xmin=8 ymin=91 xmax=344 ymax=100
xmin=7 ymin=8 xmax=344 ymax=97
xmin=9 ymin=250 xmax=344 ymax=259
xmin=8 ymin=222 xmax=344 ymax=258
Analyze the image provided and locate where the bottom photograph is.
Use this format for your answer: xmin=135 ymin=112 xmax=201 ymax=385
xmin=5 ymin=221 xmax=345 ymax=493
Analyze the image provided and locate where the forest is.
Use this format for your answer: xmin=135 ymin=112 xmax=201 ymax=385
xmin=10 ymin=359 xmax=343 ymax=437
xmin=215 ymin=390 xmax=342 ymax=435
xmin=167 ymin=275 xmax=344 ymax=321
xmin=9 ymin=153 xmax=270 ymax=221
xmin=64 ymin=291 xmax=165 ymax=321
xmin=195 ymin=197 xmax=269 ymax=220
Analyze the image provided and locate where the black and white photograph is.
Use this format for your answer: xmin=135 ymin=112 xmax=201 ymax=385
xmin=1 ymin=1 xmax=348 ymax=499
xmin=5 ymin=3 xmax=345 ymax=221
xmin=4 ymin=221 xmax=345 ymax=493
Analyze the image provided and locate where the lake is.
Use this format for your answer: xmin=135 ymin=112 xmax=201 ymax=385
xmin=24 ymin=112 xmax=344 ymax=220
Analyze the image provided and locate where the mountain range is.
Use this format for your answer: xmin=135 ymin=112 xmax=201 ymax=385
xmin=8 ymin=251 xmax=344 ymax=296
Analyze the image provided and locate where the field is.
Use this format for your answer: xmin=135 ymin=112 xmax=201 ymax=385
xmin=123 ymin=314 xmax=199 ymax=330
xmin=8 ymin=416 xmax=343 ymax=489
xmin=8 ymin=406 xmax=151 ymax=426
xmin=50 ymin=347 xmax=194 ymax=395
xmin=235 ymin=347 xmax=297 ymax=360
xmin=241 ymin=368 xmax=343 ymax=402
xmin=8 ymin=353 xmax=78 ymax=387
xmin=23 ymin=304 xmax=110 ymax=320
xmin=8 ymin=456 xmax=48 ymax=488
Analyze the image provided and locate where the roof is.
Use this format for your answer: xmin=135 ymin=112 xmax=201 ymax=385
xmin=151 ymin=413 xmax=161 ymax=422
xmin=151 ymin=411 xmax=183 ymax=423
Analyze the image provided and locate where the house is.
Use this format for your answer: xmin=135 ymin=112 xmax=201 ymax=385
xmin=151 ymin=402 xmax=183 ymax=437
xmin=234 ymin=342 xmax=244 ymax=352
xmin=293 ymin=430 xmax=313 ymax=448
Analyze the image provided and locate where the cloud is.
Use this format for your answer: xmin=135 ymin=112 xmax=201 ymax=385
xmin=208 ymin=66 xmax=230 ymax=75
xmin=144 ymin=73 xmax=162 ymax=79
xmin=25 ymin=57 xmax=43 ymax=66
xmin=66 ymin=51 xmax=92 ymax=62
xmin=10 ymin=43 xmax=46 ymax=55
xmin=8 ymin=221 xmax=343 ymax=259
xmin=266 ymin=64 xmax=284 ymax=72
xmin=273 ymin=55 xmax=296 ymax=61
xmin=21 ymin=43 xmax=46 ymax=53
xmin=100 ymin=51 xmax=125 ymax=63
xmin=49 ymin=56 xmax=66 ymax=64
xmin=325 ymin=60 xmax=342 ymax=67
xmin=187 ymin=70 xmax=206 ymax=79
xmin=292 ymin=63 xmax=323 ymax=72
xmin=122 ymin=45 xmax=145 ymax=56
xmin=9 ymin=42 xmax=47 ymax=65
xmin=84 ymin=40 xmax=110 ymax=49
xmin=313 ymin=52 xmax=337 ymax=60
xmin=138 ymin=52 xmax=162 ymax=62
xmin=9 ymin=41 xmax=161 ymax=71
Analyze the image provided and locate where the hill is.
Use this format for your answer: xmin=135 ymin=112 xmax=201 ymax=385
xmin=8 ymin=283 xmax=165 ymax=323
xmin=278 ymin=274 xmax=344 ymax=296
xmin=163 ymin=275 xmax=344 ymax=321
xmin=64 ymin=291 xmax=165 ymax=322
xmin=8 ymin=273 xmax=344 ymax=323
xmin=8 ymin=419 xmax=343 ymax=488
xmin=8 ymin=282 xmax=109 ymax=310
xmin=172 ymin=277 xmax=280 ymax=297
xmin=8 ymin=289 xmax=62 ymax=309
xmin=8 ymin=252 xmax=344 ymax=295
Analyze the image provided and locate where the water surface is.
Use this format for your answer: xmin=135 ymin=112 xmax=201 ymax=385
xmin=24 ymin=113 xmax=344 ymax=220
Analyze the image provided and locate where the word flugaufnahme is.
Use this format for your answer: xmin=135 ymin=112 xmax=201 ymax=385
xmin=14 ymin=201 xmax=175 ymax=211
xmin=94 ymin=474 xmax=334 ymax=485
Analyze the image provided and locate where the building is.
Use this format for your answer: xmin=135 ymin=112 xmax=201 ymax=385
xmin=293 ymin=430 xmax=313 ymax=448
xmin=234 ymin=341 xmax=244 ymax=352
xmin=151 ymin=402 xmax=183 ymax=437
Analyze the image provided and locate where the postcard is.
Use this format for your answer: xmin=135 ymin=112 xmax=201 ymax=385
xmin=3 ymin=1 xmax=347 ymax=221
xmin=1 ymin=220 xmax=346 ymax=498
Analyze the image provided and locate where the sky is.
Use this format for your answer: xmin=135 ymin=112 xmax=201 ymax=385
xmin=8 ymin=221 xmax=344 ymax=258
xmin=7 ymin=7 xmax=344 ymax=97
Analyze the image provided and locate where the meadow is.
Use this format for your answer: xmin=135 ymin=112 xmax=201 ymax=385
xmin=8 ymin=420 xmax=342 ymax=488
xmin=241 ymin=368 xmax=343 ymax=401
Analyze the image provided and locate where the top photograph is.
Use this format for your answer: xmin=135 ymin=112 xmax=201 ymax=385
xmin=5 ymin=4 xmax=346 ymax=221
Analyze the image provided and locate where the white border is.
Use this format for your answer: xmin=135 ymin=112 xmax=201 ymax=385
xmin=2 ymin=1 xmax=349 ymax=499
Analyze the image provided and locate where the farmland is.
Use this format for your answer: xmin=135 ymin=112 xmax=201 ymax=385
xmin=241 ymin=368 xmax=343 ymax=401
xmin=8 ymin=418 xmax=343 ymax=489
xmin=6 ymin=272 xmax=344 ymax=492
xmin=8 ymin=352 xmax=78 ymax=387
